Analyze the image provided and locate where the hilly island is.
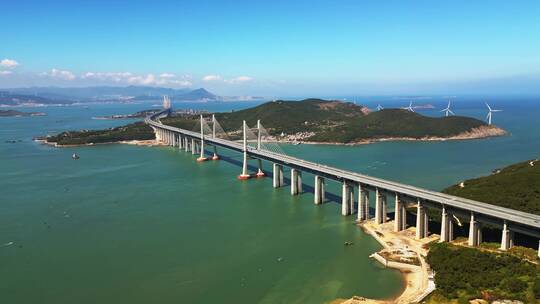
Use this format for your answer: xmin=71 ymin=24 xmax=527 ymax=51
xmin=43 ymin=99 xmax=505 ymax=146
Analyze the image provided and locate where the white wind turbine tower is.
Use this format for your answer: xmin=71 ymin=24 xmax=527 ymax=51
xmin=376 ymin=104 xmax=384 ymax=111
xmin=403 ymin=101 xmax=414 ymax=112
xmin=440 ymin=101 xmax=455 ymax=117
xmin=485 ymin=103 xmax=502 ymax=125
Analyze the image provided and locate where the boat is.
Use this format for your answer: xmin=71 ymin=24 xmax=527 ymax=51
xmin=72 ymin=153 xmax=80 ymax=160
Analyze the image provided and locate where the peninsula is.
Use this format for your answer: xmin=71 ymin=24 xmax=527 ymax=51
xmin=43 ymin=99 xmax=506 ymax=146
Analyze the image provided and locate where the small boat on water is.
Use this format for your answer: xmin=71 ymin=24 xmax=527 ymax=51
xmin=72 ymin=153 xmax=80 ymax=160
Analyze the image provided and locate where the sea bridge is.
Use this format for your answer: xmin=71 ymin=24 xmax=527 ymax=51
xmin=146 ymin=109 xmax=540 ymax=256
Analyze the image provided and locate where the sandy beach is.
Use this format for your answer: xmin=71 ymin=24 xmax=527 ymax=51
xmin=331 ymin=220 xmax=438 ymax=304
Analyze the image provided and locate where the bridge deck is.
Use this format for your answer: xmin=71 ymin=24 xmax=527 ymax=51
xmin=146 ymin=114 xmax=540 ymax=235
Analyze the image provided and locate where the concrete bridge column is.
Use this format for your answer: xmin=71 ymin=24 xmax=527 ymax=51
xmin=500 ymin=221 xmax=514 ymax=251
xmin=191 ymin=138 xmax=196 ymax=155
xmin=154 ymin=128 xmax=159 ymax=142
xmin=375 ymin=188 xmax=386 ymax=224
xmin=212 ymin=145 xmax=219 ymax=160
xmin=394 ymin=193 xmax=406 ymax=232
xmin=349 ymin=185 xmax=355 ymax=215
xmin=290 ymin=169 xmax=302 ymax=195
xmin=256 ymin=159 xmax=265 ymax=177
xmin=440 ymin=206 xmax=452 ymax=242
xmin=341 ymin=182 xmax=353 ymax=216
xmin=357 ymin=185 xmax=369 ymax=221
xmin=272 ymin=164 xmax=284 ymax=188
xmin=415 ymin=200 xmax=428 ymax=239
xmin=468 ymin=213 xmax=480 ymax=246
xmin=184 ymin=137 xmax=189 ymax=152
xmin=314 ymin=176 xmax=325 ymax=205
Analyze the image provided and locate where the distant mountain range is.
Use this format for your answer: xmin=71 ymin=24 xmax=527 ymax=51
xmin=0 ymin=86 xmax=247 ymax=106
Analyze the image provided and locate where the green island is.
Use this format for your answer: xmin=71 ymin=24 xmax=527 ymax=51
xmin=0 ymin=109 xmax=46 ymax=117
xmin=43 ymin=122 xmax=154 ymax=146
xmin=43 ymin=99 xmax=505 ymax=146
xmin=43 ymin=99 xmax=506 ymax=146
xmin=206 ymin=99 xmax=504 ymax=143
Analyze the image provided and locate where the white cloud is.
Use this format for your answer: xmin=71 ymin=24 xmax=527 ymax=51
xmin=226 ymin=76 xmax=253 ymax=84
xmin=82 ymin=72 xmax=133 ymax=82
xmin=41 ymin=68 xmax=76 ymax=80
xmin=0 ymin=59 xmax=19 ymax=69
xmin=81 ymin=71 xmax=191 ymax=87
xmin=202 ymin=74 xmax=222 ymax=82
xmin=0 ymin=70 xmax=13 ymax=76
xmin=159 ymin=73 xmax=176 ymax=79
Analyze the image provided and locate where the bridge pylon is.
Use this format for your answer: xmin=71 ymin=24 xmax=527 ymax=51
xmin=238 ymin=120 xmax=251 ymax=180
xmin=255 ymin=120 xmax=265 ymax=177
xmin=211 ymin=114 xmax=219 ymax=160
xmin=196 ymin=115 xmax=208 ymax=162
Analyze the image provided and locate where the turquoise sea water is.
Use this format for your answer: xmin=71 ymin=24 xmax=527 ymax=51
xmin=1 ymin=98 xmax=539 ymax=303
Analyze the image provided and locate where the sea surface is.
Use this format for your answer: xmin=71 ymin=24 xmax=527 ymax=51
xmin=1 ymin=97 xmax=539 ymax=304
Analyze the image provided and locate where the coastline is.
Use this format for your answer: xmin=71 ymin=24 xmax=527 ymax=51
xmin=283 ymin=125 xmax=507 ymax=146
xmin=331 ymin=221 xmax=437 ymax=304
xmin=40 ymin=125 xmax=507 ymax=148
xmin=35 ymin=138 xmax=166 ymax=148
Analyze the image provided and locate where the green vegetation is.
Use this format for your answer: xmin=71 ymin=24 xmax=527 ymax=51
xmin=443 ymin=159 xmax=540 ymax=214
xmin=47 ymin=98 xmax=502 ymax=145
xmin=164 ymin=99 xmax=496 ymax=143
xmin=45 ymin=122 xmax=154 ymax=145
xmin=427 ymin=243 xmax=540 ymax=303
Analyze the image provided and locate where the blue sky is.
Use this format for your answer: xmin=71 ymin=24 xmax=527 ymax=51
xmin=1 ymin=0 xmax=540 ymax=96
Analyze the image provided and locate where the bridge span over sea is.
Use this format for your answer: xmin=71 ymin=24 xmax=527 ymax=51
xmin=146 ymin=109 xmax=540 ymax=256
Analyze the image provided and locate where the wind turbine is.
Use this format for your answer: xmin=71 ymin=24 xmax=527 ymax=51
xmin=376 ymin=104 xmax=384 ymax=111
xmin=440 ymin=101 xmax=455 ymax=117
xmin=403 ymin=101 xmax=414 ymax=112
xmin=485 ymin=103 xmax=502 ymax=125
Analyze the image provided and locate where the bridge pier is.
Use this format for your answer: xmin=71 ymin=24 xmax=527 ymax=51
xmin=191 ymin=138 xmax=196 ymax=155
xmin=272 ymin=164 xmax=284 ymax=188
xmin=256 ymin=159 xmax=265 ymax=177
xmin=357 ymin=185 xmax=369 ymax=221
xmin=212 ymin=145 xmax=219 ymax=160
xmin=314 ymin=176 xmax=325 ymax=204
xmin=468 ymin=213 xmax=481 ymax=246
xmin=184 ymin=137 xmax=189 ymax=152
xmin=500 ymin=221 xmax=514 ymax=251
xmin=375 ymin=188 xmax=387 ymax=224
xmin=415 ymin=200 xmax=428 ymax=239
xmin=440 ymin=206 xmax=454 ymax=242
xmin=341 ymin=182 xmax=353 ymax=216
xmin=290 ymin=169 xmax=302 ymax=195
xmin=394 ymin=193 xmax=406 ymax=232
